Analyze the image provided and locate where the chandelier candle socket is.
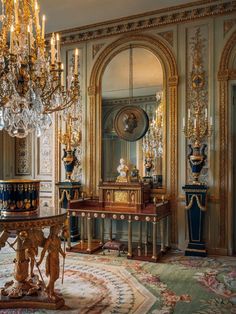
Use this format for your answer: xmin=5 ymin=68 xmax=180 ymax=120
xmin=0 ymin=0 xmax=80 ymax=138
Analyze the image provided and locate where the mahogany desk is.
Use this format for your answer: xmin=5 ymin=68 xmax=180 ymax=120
xmin=67 ymin=199 xmax=171 ymax=262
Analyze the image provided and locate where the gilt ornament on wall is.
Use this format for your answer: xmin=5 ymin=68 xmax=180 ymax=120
xmin=184 ymin=27 xmax=212 ymax=184
xmin=15 ymin=136 xmax=32 ymax=176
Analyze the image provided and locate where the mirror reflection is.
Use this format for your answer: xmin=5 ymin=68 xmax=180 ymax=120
xmin=102 ymin=47 xmax=164 ymax=188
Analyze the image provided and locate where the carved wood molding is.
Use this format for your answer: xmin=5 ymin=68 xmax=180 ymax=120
xmin=47 ymin=1 xmax=236 ymax=45
xmin=218 ymin=30 xmax=236 ymax=249
xmin=87 ymin=33 xmax=178 ymax=243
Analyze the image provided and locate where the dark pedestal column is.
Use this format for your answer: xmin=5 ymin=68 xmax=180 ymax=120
xmin=56 ymin=182 xmax=81 ymax=242
xmin=183 ymin=184 xmax=208 ymax=257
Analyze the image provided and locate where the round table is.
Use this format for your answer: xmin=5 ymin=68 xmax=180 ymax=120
xmin=0 ymin=207 xmax=67 ymax=310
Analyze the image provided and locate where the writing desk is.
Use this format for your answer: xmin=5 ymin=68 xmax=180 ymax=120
xmin=67 ymin=199 xmax=171 ymax=262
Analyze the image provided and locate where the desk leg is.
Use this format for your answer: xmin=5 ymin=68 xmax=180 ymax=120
xmin=166 ymin=216 xmax=171 ymax=248
xmin=87 ymin=216 xmax=92 ymax=253
xmin=80 ymin=216 xmax=84 ymax=247
xmin=128 ymin=218 xmax=133 ymax=257
xmin=152 ymin=221 xmax=157 ymax=261
xmin=138 ymin=221 xmax=142 ymax=256
xmin=109 ymin=219 xmax=113 ymax=241
xmin=70 ymin=216 xmax=80 ymax=242
xmin=144 ymin=221 xmax=148 ymax=256
xmin=160 ymin=219 xmax=165 ymax=253
xmin=100 ymin=218 xmax=104 ymax=245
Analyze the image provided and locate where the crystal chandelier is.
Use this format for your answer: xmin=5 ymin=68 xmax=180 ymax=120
xmin=0 ymin=0 xmax=80 ymax=138
xmin=142 ymin=92 xmax=163 ymax=159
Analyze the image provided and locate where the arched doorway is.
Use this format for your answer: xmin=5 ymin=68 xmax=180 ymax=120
xmin=218 ymin=30 xmax=236 ymax=254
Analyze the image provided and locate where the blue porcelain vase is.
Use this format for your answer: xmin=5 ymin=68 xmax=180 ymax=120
xmin=62 ymin=148 xmax=78 ymax=181
xmin=188 ymin=143 xmax=207 ymax=184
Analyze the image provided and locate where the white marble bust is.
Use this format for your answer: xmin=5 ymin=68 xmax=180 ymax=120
xmin=116 ymin=158 xmax=129 ymax=182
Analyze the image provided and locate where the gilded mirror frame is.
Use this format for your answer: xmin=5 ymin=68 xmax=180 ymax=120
xmin=101 ymin=46 xmax=166 ymax=184
xmin=87 ymin=33 xmax=178 ymax=241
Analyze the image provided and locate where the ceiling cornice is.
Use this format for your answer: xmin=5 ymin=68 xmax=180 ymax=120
xmin=45 ymin=0 xmax=236 ymax=45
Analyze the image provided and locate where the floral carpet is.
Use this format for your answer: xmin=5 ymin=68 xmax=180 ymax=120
xmin=0 ymin=248 xmax=236 ymax=313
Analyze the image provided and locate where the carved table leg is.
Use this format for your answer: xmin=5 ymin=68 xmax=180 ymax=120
xmin=80 ymin=216 xmax=84 ymax=248
xmin=152 ymin=221 xmax=157 ymax=261
xmin=1 ymin=231 xmax=41 ymax=298
xmin=160 ymin=219 xmax=165 ymax=253
xmin=87 ymin=216 xmax=92 ymax=253
xmin=109 ymin=219 xmax=113 ymax=241
xmin=166 ymin=216 xmax=171 ymax=248
xmin=144 ymin=221 xmax=148 ymax=256
xmin=138 ymin=221 xmax=142 ymax=256
xmin=127 ymin=218 xmax=133 ymax=258
xmin=100 ymin=218 xmax=104 ymax=245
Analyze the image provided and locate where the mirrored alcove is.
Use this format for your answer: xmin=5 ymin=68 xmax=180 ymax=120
xmin=101 ymin=47 xmax=165 ymax=188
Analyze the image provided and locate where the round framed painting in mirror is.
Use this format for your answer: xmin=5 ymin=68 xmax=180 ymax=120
xmin=114 ymin=106 xmax=149 ymax=141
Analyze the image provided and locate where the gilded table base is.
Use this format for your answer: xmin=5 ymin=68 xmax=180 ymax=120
xmin=0 ymin=293 xmax=64 ymax=310
xmin=0 ymin=207 xmax=67 ymax=310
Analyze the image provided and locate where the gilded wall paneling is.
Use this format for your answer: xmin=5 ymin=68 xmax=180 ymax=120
xmin=15 ymin=136 xmax=32 ymax=176
xmin=65 ymin=48 xmax=83 ymax=182
xmin=186 ymin=25 xmax=209 ymax=184
xmin=218 ymin=29 xmax=236 ymax=251
xmin=37 ymin=127 xmax=53 ymax=176
xmin=88 ymin=33 xmax=178 ymax=244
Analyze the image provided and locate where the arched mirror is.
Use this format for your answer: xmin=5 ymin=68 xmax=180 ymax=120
xmin=101 ymin=46 xmax=166 ymax=189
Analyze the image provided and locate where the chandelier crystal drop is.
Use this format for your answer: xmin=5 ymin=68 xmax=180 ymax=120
xmin=0 ymin=0 xmax=80 ymax=138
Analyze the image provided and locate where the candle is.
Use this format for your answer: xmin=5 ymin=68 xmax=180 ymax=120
xmin=205 ymin=108 xmax=207 ymax=118
xmin=51 ymin=33 xmax=55 ymax=65
xmin=10 ymin=25 xmax=14 ymax=54
xmin=61 ymin=63 xmax=64 ymax=86
xmin=210 ymin=116 xmax=213 ymax=126
xmin=182 ymin=117 xmax=185 ymax=128
xmin=1 ymin=0 xmax=4 ymax=15
xmin=27 ymin=25 xmax=31 ymax=54
xmin=194 ymin=118 xmax=197 ymax=128
xmin=56 ymin=33 xmax=60 ymax=62
xmin=74 ymin=48 xmax=79 ymax=75
xmin=188 ymin=108 xmax=190 ymax=118
xmin=35 ymin=1 xmax=40 ymax=31
xmin=42 ymin=15 xmax=45 ymax=39
xmin=14 ymin=0 xmax=18 ymax=25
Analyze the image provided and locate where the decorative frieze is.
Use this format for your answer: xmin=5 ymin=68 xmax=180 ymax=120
xmin=46 ymin=1 xmax=236 ymax=45
xmin=103 ymin=95 xmax=156 ymax=107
